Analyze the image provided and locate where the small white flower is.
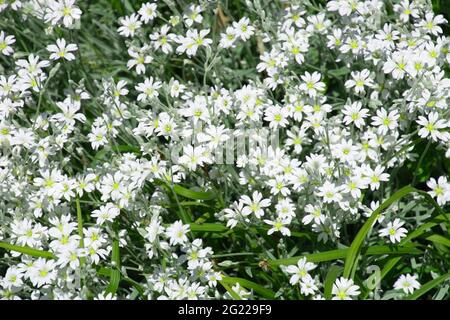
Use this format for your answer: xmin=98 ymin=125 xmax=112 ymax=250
xmin=394 ymin=274 xmax=421 ymax=295
xmin=166 ymin=220 xmax=190 ymax=246
xmin=91 ymin=203 xmax=120 ymax=225
xmin=332 ymin=277 xmax=360 ymax=300
xmin=379 ymin=218 xmax=408 ymax=243
xmin=47 ymin=38 xmax=78 ymax=61
xmin=0 ymin=31 xmax=15 ymax=56
xmin=138 ymin=2 xmax=158 ymax=23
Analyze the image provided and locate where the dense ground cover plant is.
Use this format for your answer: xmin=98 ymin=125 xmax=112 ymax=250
xmin=0 ymin=0 xmax=449 ymax=300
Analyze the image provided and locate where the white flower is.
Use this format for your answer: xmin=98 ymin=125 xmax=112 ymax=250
xmin=383 ymin=52 xmax=410 ymax=79
xmin=417 ymin=12 xmax=446 ymax=36
xmin=316 ymin=181 xmax=343 ymax=203
xmin=264 ymin=105 xmax=289 ymax=129
xmin=393 ymin=274 xmax=421 ymax=294
xmin=332 ymin=277 xmax=360 ymax=300
xmin=95 ymin=292 xmax=117 ymax=300
xmin=2 ymin=267 xmax=24 ymax=289
xmin=299 ymin=71 xmax=325 ymax=97
xmin=150 ymin=25 xmax=174 ymax=54
xmin=327 ymin=0 xmax=358 ymax=16
xmin=45 ymin=0 xmax=83 ymax=27
xmin=342 ymin=101 xmax=369 ymax=129
xmin=302 ymin=204 xmax=325 ymax=225
xmin=138 ymin=2 xmax=157 ymax=23
xmin=135 ymin=77 xmax=162 ymax=101
xmin=394 ymin=0 xmax=419 ymax=23
xmin=0 ymin=31 xmax=15 ymax=56
xmin=379 ymin=218 xmax=408 ymax=243
xmin=118 ymin=14 xmax=142 ymax=37
xmin=91 ymin=203 xmax=120 ymax=225
xmin=263 ymin=218 xmax=291 ymax=236
xmin=300 ymin=276 xmax=319 ymax=296
xmin=183 ymin=4 xmax=203 ymax=27
xmin=166 ymin=220 xmax=190 ymax=246
xmin=364 ymin=165 xmax=390 ymax=191
xmin=127 ymin=47 xmax=153 ymax=75
xmin=427 ymin=176 xmax=450 ymax=205
xmin=178 ymin=145 xmax=209 ymax=171
xmin=88 ymin=126 xmax=108 ymax=150
xmin=29 ymin=258 xmax=57 ymax=288
xmin=47 ymin=38 xmax=78 ymax=61
xmin=416 ymin=112 xmax=448 ymax=142
xmin=176 ymin=29 xmax=212 ymax=57
xmin=345 ymin=69 xmax=374 ymax=94
xmin=219 ymin=27 xmax=237 ymax=48
xmin=284 ymin=257 xmax=317 ymax=285
xmin=371 ymin=108 xmax=399 ymax=135
xmin=169 ymin=79 xmax=185 ymax=98
xmin=233 ymin=17 xmax=254 ymax=41
xmin=240 ymin=191 xmax=271 ymax=219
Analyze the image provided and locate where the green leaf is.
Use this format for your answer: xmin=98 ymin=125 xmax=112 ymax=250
xmin=425 ymin=234 xmax=450 ymax=248
xmin=380 ymin=257 xmax=402 ymax=281
xmin=324 ymin=266 xmax=343 ymax=300
xmin=189 ymin=223 xmax=229 ymax=232
xmin=105 ymin=237 xmax=121 ymax=295
xmin=97 ymin=267 xmax=145 ymax=298
xmin=173 ymin=184 xmax=216 ymax=201
xmin=269 ymin=245 xmax=422 ymax=266
xmin=220 ymin=276 xmax=275 ymax=299
xmin=406 ymin=273 xmax=450 ymax=300
xmin=343 ymin=185 xmax=444 ymax=279
xmin=0 ymin=242 xmax=55 ymax=259
xmin=400 ymin=214 xmax=450 ymax=244
xmin=75 ymin=197 xmax=85 ymax=266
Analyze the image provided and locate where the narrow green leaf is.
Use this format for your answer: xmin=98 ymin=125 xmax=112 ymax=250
xmin=75 ymin=197 xmax=86 ymax=266
xmin=189 ymin=223 xmax=228 ymax=232
xmin=173 ymin=184 xmax=216 ymax=201
xmin=380 ymin=257 xmax=402 ymax=280
xmin=343 ymin=185 xmax=441 ymax=279
xmin=105 ymin=237 xmax=121 ymax=295
xmin=271 ymin=249 xmax=347 ymax=266
xmin=324 ymin=266 xmax=343 ymax=300
xmin=221 ymin=276 xmax=275 ymax=299
xmin=425 ymin=234 xmax=450 ymax=248
xmin=97 ymin=267 xmax=145 ymax=297
xmin=406 ymin=273 xmax=450 ymax=300
xmin=0 ymin=242 xmax=55 ymax=259
xmin=269 ymin=245 xmax=422 ymax=266
xmin=400 ymin=214 xmax=450 ymax=244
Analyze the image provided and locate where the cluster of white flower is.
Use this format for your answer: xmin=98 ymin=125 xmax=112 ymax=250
xmin=0 ymin=0 xmax=448 ymax=300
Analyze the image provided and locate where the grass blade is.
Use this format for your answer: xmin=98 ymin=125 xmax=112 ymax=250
xmin=400 ymin=214 xmax=450 ymax=244
xmin=324 ymin=265 xmax=343 ymax=299
xmin=75 ymin=197 xmax=86 ymax=266
xmin=425 ymin=234 xmax=450 ymax=248
xmin=220 ymin=276 xmax=275 ymax=299
xmin=0 ymin=242 xmax=55 ymax=259
xmin=189 ymin=223 xmax=229 ymax=232
xmin=173 ymin=184 xmax=216 ymax=201
xmin=343 ymin=185 xmax=443 ymax=279
xmin=105 ymin=236 xmax=121 ymax=295
xmin=269 ymin=245 xmax=422 ymax=266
